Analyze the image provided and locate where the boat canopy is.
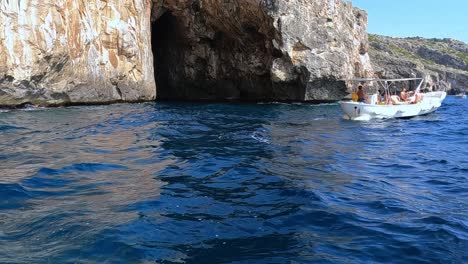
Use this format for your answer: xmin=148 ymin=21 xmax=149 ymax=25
xmin=346 ymin=78 xmax=424 ymax=93
xmin=346 ymin=77 xmax=425 ymax=104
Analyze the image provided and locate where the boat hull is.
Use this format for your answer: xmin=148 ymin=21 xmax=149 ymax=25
xmin=339 ymin=91 xmax=446 ymax=120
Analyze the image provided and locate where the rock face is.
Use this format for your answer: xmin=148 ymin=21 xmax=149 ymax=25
xmin=0 ymin=0 xmax=156 ymax=106
xmin=151 ymin=0 xmax=373 ymax=101
xmin=0 ymin=0 xmax=372 ymax=106
xmin=368 ymin=35 xmax=468 ymax=94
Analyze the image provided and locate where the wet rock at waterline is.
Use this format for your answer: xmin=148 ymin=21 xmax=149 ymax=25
xmin=0 ymin=0 xmax=372 ymax=106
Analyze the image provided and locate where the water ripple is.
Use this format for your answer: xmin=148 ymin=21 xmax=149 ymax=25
xmin=0 ymin=98 xmax=467 ymax=263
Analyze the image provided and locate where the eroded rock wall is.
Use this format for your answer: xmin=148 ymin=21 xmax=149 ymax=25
xmin=0 ymin=0 xmax=155 ymax=106
xmin=267 ymin=0 xmax=373 ymax=100
xmin=0 ymin=0 xmax=372 ymax=105
xmin=152 ymin=0 xmax=373 ymax=101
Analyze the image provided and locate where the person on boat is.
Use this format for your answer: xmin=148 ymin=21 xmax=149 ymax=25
xmin=403 ymin=89 xmax=419 ymax=103
xmin=357 ymin=85 xmax=366 ymax=103
xmin=378 ymin=89 xmax=386 ymax=104
xmin=414 ymin=89 xmax=424 ymax=103
xmin=400 ymin=88 xmax=409 ymax=101
xmin=390 ymin=95 xmax=404 ymax=105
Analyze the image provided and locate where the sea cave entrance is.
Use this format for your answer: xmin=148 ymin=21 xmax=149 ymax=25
xmin=151 ymin=12 xmax=184 ymax=99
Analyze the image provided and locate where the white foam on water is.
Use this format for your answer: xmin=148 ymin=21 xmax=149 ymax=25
xmin=257 ymin=102 xmax=290 ymax=105
xmin=21 ymin=106 xmax=47 ymax=111
xmin=251 ymin=131 xmax=271 ymax=144
xmin=352 ymin=115 xmax=372 ymax=121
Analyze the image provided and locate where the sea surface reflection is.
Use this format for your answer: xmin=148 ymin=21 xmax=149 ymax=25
xmin=0 ymin=98 xmax=467 ymax=263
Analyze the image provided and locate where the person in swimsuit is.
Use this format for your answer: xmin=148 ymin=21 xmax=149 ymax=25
xmin=357 ymin=85 xmax=366 ymax=103
xmin=378 ymin=89 xmax=386 ymax=103
xmin=400 ymin=88 xmax=408 ymax=101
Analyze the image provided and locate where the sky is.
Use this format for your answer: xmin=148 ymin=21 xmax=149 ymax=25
xmin=348 ymin=0 xmax=468 ymax=43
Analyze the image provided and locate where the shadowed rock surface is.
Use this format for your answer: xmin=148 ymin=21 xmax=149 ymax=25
xmin=368 ymin=34 xmax=468 ymax=94
xmin=150 ymin=0 xmax=373 ymax=102
xmin=0 ymin=0 xmax=372 ymax=106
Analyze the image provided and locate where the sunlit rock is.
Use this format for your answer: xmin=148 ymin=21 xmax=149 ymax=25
xmin=0 ymin=0 xmax=372 ymax=105
xmin=0 ymin=0 xmax=156 ymax=106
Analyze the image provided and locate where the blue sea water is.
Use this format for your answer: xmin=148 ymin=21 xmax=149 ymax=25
xmin=0 ymin=96 xmax=467 ymax=263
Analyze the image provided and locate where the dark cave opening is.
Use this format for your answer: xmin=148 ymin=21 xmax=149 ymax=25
xmin=151 ymin=12 xmax=184 ymax=100
xmin=150 ymin=11 xmax=301 ymax=101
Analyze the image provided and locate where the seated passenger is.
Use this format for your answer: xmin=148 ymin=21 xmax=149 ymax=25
xmin=357 ymin=85 xmax=366 ymax=103
xmin=414 ymin=90 xmax=424 ymax=103
xmin=378 ymin=89 xmax=386 ymax=104
xmin=400 ymin=88 xmax=408 ymax=101
xmin=391 ymin=95 xmax=405 ymax=105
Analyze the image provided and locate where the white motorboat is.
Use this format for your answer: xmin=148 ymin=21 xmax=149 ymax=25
xmin=455 ymin=93 xmax=466 ymax=99
xmin=340 ymin=78 xmax=446 ymax=121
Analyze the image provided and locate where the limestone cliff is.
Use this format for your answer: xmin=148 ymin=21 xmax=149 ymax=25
xmin=368 ymin=34 xmax=468 ymax=94
xmin=151 ymin=0 xmax=373 ymax=101
xmin=0 ymin=0 xmax=372 ymax=106
xmin=0 ymin=0 xmax=156 ymax=106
